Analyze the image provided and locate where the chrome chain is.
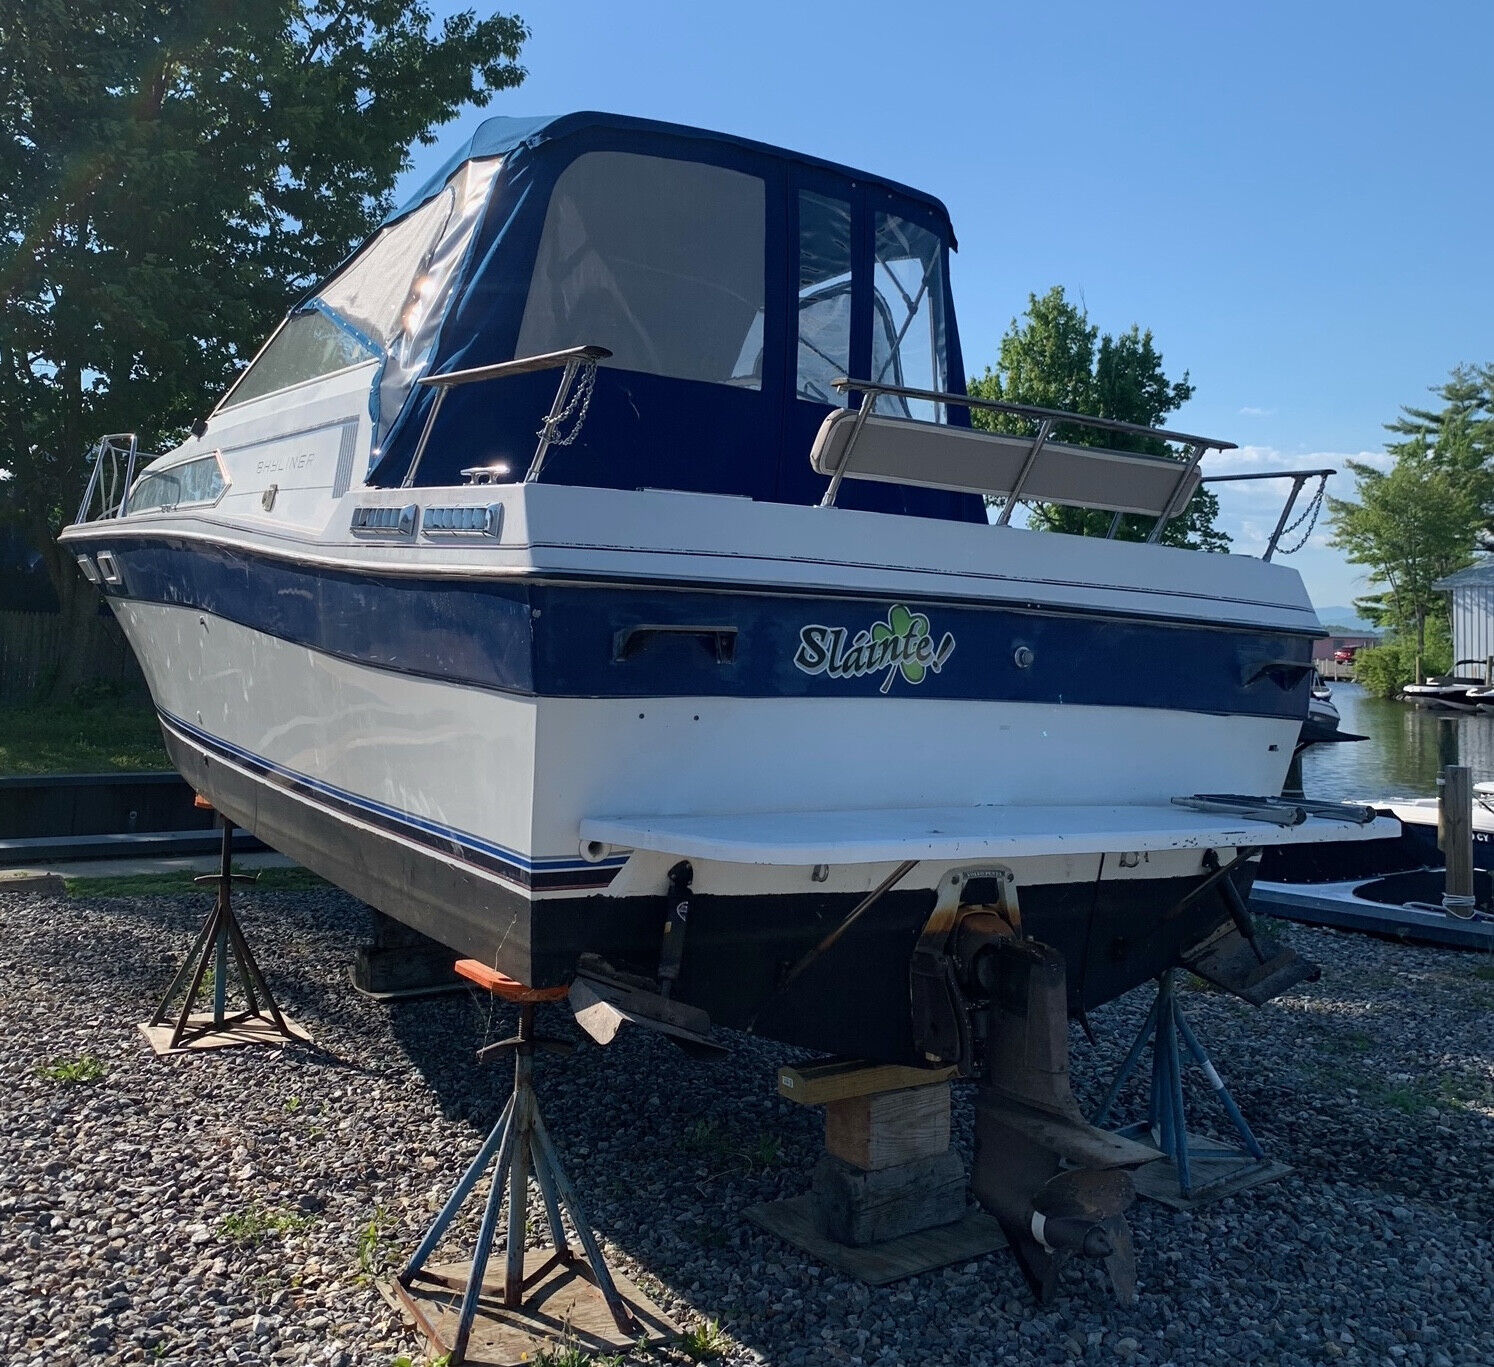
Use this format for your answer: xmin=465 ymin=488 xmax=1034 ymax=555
xmin=537 ymin=360 xmax=598 ymax=448
xmin=1274 ymin=474 xmax=1327 ymax=556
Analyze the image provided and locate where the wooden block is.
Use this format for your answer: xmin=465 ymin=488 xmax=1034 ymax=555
xmin=745 ymin=1194 xmax=1006 ymax=1286
xmin=826 ymin=1083 xmax=951 ymax=1171
xmin=778 ymin=1057 xmax=958 ymax=1106
xmin=811 ymin=1150 xmax=967 ymax=1247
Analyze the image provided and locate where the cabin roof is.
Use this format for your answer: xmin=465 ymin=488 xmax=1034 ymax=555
xmin=387 ymin=110 xmax=958 ymax=245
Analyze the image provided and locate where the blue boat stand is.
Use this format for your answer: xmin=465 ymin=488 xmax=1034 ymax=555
xmin=395 ymin=996 xmax=639 ymax=1364
xmin=1092 ymin=970 xmax=1267 ymax=1201
xmin=145 ymin=816 xmax=295 ymax=1050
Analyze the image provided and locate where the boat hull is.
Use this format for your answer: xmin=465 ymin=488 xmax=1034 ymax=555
xmin=67 ymin=482 xmax=1327 ymax=1061
xmin=162 ymin=711 xmax=1243 ymax=1061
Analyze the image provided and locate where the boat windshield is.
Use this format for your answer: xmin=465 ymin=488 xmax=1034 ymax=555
xmin=218 ymin=158 xmax=502 ymax=433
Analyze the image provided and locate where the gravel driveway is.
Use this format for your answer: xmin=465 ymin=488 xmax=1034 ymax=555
xmin=0 ymin=884 xmax=1489 ymax=1367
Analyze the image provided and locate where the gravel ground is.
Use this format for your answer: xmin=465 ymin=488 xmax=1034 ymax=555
xmin=0 ymin=883 xmax=1490 ymax=1367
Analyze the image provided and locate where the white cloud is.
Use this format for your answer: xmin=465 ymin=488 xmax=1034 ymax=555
xmin=1237 ymin=405 xmax=1276 ymax=417
xmin=1198 ymin=444 xmax=1391 ymax=606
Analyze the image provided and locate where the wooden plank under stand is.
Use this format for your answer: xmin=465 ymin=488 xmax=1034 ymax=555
xmin=746 ymin=1059 xmax=1005 ymax=1285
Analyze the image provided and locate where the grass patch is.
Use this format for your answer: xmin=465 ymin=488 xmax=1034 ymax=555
xmin=1472 ymin=963 xmax=1494 ymax=982
xmin=532 ymin=1347 xmax=618 ymax=1367
xmin=680 ymin=1319 xmax=730 ymax=1361
xmin=219 ymin=1205 xmax=314 ymax=1246
xmin=355 ymin=1205 xmax=393 ymax=1281
xmin=37 ymin=1054 xmax=106 ymax=1085
xmin=1326 ymin=1029 xmax=1375 ymax=1057
xmin=0 ymin=692 xmax=169 ymax=775
xmin=681 ymin=1118 xmax=785 ymax=1175
xmin=65 ymin=867 xmax=329 ymax=899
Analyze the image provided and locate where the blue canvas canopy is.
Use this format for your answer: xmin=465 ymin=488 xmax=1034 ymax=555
xmin=327 ymin=112 xmax=984 ymax=521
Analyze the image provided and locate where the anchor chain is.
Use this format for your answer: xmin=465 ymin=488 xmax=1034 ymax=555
xmin=536 ymin=360 xmax=598 ymax=448
xmin=1273 ymin=474 xmax=1327 ymax=556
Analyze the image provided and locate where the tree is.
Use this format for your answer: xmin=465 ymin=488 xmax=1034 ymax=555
xmin=1383 ymin=363 xmax=1494 ymax=545
xmin=968 ymin=286 xmax=1229 ymax=552
xmin=1327 ymin=450 xmax=1479 ymax=683
xmin=0 ymin=1 xmax=526 ymax=694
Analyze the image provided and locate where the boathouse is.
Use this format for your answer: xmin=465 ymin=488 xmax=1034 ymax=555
xmin=1435 ymin=560 xmax=1494 ymax=665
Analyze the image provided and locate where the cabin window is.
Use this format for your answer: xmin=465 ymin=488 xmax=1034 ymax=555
xmin=797 ymin=192 xmax=853 ymax=406
xmin=871 ymin=214 xmax=947 ymax=422
xmin=127 ymin=452 xmax=227 ymax=514
xmin=218 ymin=310 xmax=378 ymax=410
xmin=516 ymin=152 xmax=766 ymax=389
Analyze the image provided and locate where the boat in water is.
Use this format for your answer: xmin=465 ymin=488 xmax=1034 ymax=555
xmin=59 ymin=112 xmax=1392 ymax=1070
xmin=1401 ymin=660 xmax=1490 ymax=710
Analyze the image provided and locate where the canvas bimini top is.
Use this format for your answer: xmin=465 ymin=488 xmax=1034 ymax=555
xmin=217 ymin=111 xmax=984 ymax=523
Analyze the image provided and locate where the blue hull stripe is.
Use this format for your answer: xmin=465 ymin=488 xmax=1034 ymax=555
xmin=160 ymin=709 xmax=622 ymax=892
xmin=98 ymin=535 xmax=1312 ymax=720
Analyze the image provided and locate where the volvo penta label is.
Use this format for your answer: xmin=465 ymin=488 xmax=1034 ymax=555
xmin=794 ymin=605 xmax=956 ymax=693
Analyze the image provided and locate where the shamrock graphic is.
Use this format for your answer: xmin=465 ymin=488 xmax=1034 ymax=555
xmin=872 ymin=604 xmax=932 ymax=692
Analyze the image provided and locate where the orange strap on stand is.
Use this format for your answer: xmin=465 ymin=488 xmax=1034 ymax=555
xmin=454 ymin=959 xmax=569 ymax=1003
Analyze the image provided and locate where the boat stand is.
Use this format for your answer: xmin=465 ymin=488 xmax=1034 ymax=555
xmin=393 ymin=961 xmax=674 ymax=1367
xmin=1092 ymin=970 xmax=1287 ymax=1208
xmin=139 ymin=817 xmax=308 ymax=1055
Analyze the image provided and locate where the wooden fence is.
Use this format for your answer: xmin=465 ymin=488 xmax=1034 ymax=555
xmin=0 ymin=610 xmax=144 ymax=703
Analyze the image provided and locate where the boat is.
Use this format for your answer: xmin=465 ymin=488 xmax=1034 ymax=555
xmin=59 ymin=111 xmax=1393 ymax=1069
xmin=1401 ymin=661 xmax=1490 ymax=710
xmin=1255 ymin=767 xmax=1494 ymax=952
xmin=1298 ymin=670 xmax=1355 ymax=749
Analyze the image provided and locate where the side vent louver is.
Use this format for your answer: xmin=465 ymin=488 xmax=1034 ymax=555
xmin=423 ymin=504 xmax=503 ymax=538
xmin=350 ymin=504 xmax=418 ymax=537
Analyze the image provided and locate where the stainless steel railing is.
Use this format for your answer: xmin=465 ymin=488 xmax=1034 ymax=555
xmin=75 ymin=434 xmax=141 ymax=523
xmin=1200 ymin=468 xmax=1334 ymax=561
xmin=401 ymin=345 xmax=612 ymax=489
xmin=827 ymin=377 xmax=1333 ymax=560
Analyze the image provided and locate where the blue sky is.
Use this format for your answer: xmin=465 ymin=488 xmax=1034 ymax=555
xmin=402 ymin=1 xmax=1493 ymax=614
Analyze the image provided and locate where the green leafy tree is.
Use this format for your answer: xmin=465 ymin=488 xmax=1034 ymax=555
xmin=1353 ymin=621 xmax=1453 ymax=700
xmin=1328 ymin=450 xmax=1479 ymax=683
xmin=0 ymin=0 xmax=526 ymax=694
xmin=1383 ymin=363 xmax=1494 ymax=544
xmin=968 ymin=286 xmax=1229 ymax=552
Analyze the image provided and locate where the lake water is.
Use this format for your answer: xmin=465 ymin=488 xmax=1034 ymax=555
xmin=1299 ymin=681 xmax=1494 ymax=801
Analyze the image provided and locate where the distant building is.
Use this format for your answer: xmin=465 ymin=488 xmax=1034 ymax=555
xmin=1311 ymin=633 xmax=1379 ymax=662
xmin=1435 ymin=560 xmax=1494 ymax=667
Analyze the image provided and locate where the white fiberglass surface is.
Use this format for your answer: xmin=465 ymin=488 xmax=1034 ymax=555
xmin=107 ymin=598 xmax=1295 ymax=870
xmin=516 ymin=152 xmax=766 ymax=389
xmin=528 ymin=694 xmax=1299 ymax=858
xmin=110 ymin=601 xmax=539 ymax=861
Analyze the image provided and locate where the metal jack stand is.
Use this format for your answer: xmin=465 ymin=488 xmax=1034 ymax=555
xmin=1092 ymin=970 xmax=1287 ymax=1209
xmin=139 ymin=817 xmax=307 ymax=1055
xmin=393 ymin=961 xmax=674 ymax=1367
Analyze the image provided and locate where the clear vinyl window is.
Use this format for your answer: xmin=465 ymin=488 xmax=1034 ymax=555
xmin=871 ymin=213 xmax=947 ymax=422
xmin=217 ymin=161 xmax=500 ymax=430
xmin=797 ymin=191 xmax=853 ymax=406
xmin=517 ymin=152 xmax=766 ymax=389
